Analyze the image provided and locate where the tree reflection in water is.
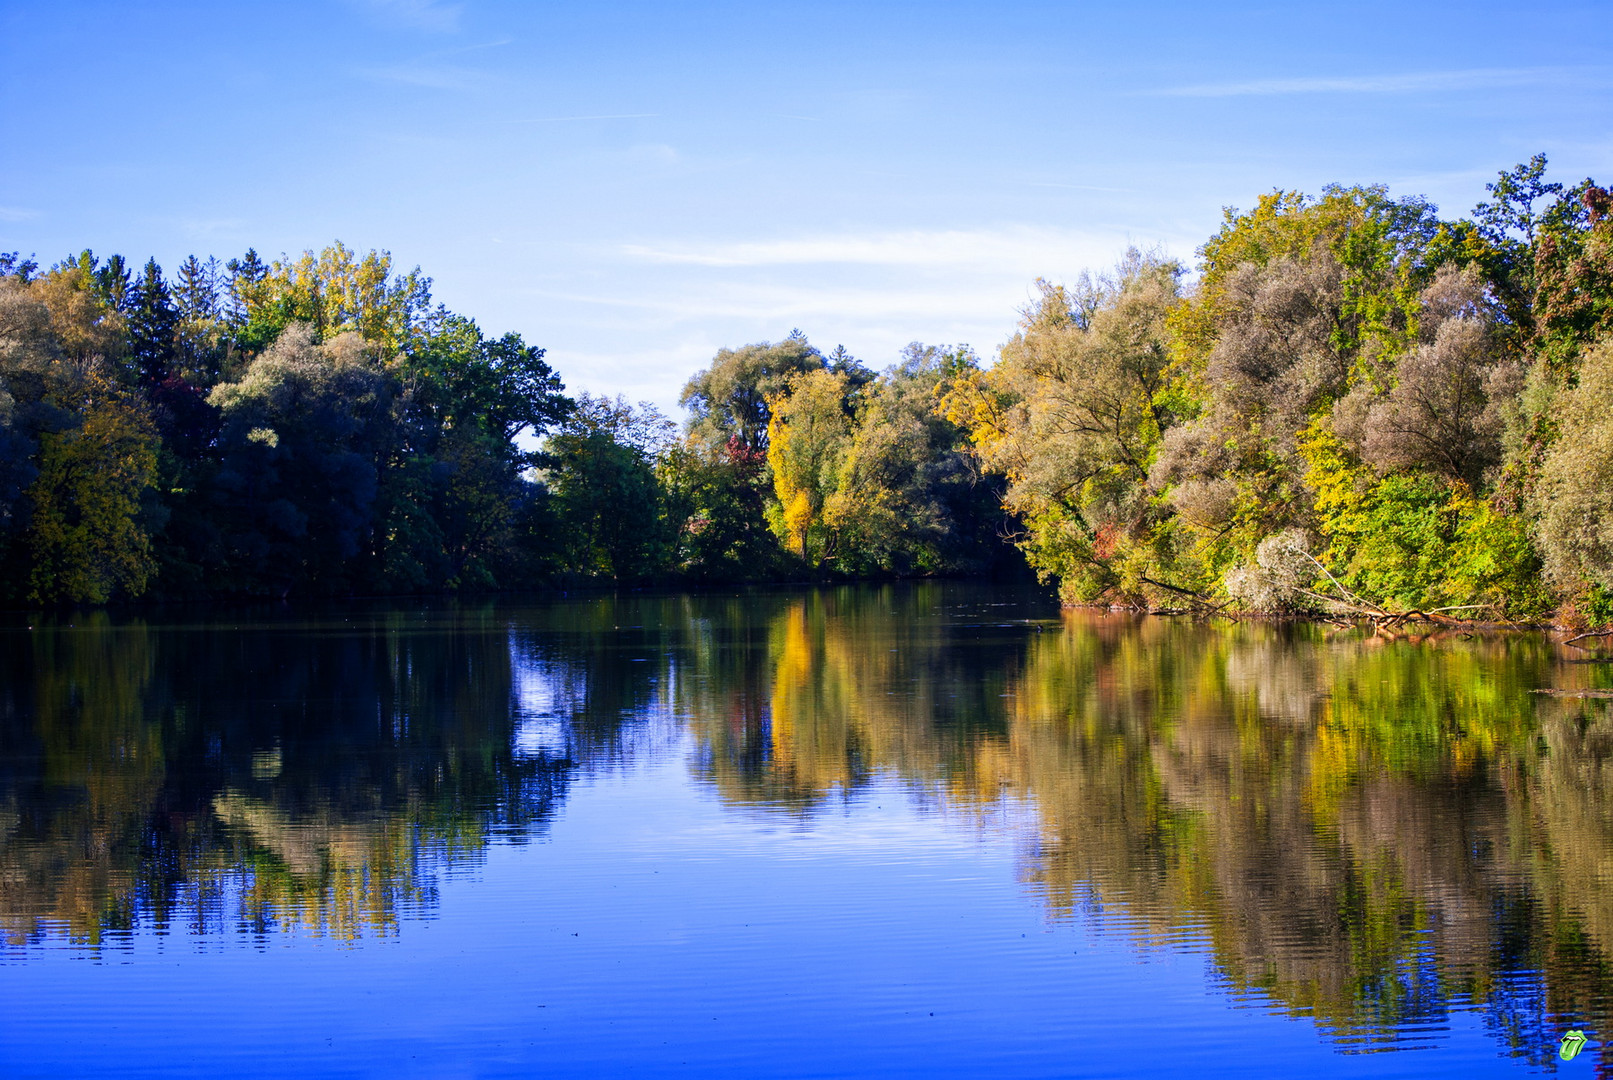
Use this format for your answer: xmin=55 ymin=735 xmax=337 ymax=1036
xmin=0 ymin=605 xmax=571 ymax=946
xmin=666 ymin=587 xmax=1613 ymax=1067
xmin=1 ymin=586 xmax=1609 ymax=1068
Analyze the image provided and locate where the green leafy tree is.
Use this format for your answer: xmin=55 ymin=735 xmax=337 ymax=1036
xmin=828 ymin=343 xmax=995 ymax=575
xmin=658 ymin=436 xmax=784 ymax=581
xmin=224 ymin=249 xmax=269 ymax=334
xmin=543 ymin=394 xmax=672 ymax=581
xmin=681 ymin=331 xmax=824 ymax=458
xmin=0 ymin=278 xmax=54 ymax=582
xmin=1534 ymin=185 xmax=1613 ymax=369
xmin=403 ymin=314 xmax=570 ymax=448
xmin=1533 ymin=339 xmax=1613 ymax=611
xmin=24 ymin=381 xmax=159 ymax=603
xmin=1345 ymin=265 xmax=1517 ymax=487
xmin=1154 ymin=189 xmax=1443 ymax=579
xmin=1464 ymin=153 xmax=1579 ymax=335
xmin=945 ymin=253 xmax=1184 ymax=602
xmin=206 ymin=324 xmax=398 ymax=594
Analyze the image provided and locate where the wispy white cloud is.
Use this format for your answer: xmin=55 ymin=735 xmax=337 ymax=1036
xmin=527 ymin=276 xmax=1035 ymax=412
xmin=357 ymin=38 xmax=513 ymax=90
xmin=550 ymin=339 xmax=724 ymax=400
xmin=1018 ymin=180 xmax=1130 ymax=193
xmin=620 ymin=226 xmax=1136 ymax=272
xmin=176 ymin=217 xmax=250 ymax=242
xmin=0 ymin=206 xmax=40 ymax=222
xmin=1154 ymin=66 xmax=1595 ymax=98
xmin=141 ymin=215 xmax=249 ymax=244
xmin=498 ymin=113 xmax=659 ymax=124
xmin=351 ymin=0 xmax=462 ymax=33
xmin=525 ymin=283 xmax=985 ymax=322
xmin=477 ymin=227 xmax=1196 ymax=414
xmin=357 ymin=62 xmax=493 ymax=90
xmin=444 ymin=37 xmax=514 ymax=55
xmin=624 ymin=143 xmax=679 ymax=167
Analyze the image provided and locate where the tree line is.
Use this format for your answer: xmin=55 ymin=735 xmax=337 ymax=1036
xmin=0 ymin=244 xmax=572 ymax=602
xmin=0 ymin=242 xmax=1015 ymax=604
xmin=3 ymin=154 xmax=1612 ymax=622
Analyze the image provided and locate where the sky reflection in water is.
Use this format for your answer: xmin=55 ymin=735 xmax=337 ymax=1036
xmin=1 ymin=584 xmax=1610 ymax=1077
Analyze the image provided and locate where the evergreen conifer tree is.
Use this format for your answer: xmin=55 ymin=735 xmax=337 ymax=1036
xmin=173 ymin=255 xmax=219 ymax=322
xmin=126 ymin=258 xmax=178 ymax=385
xmin=224 ymin=249 xmax=267 ymax=326
xmin=94 ymin=253 xmax=132 ymax=312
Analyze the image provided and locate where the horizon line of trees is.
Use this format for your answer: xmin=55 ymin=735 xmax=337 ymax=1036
xmin=0 ymin=241 xmax=1020 ymax=606
xmin=4 ymin=153 xmax=1613 ymax=624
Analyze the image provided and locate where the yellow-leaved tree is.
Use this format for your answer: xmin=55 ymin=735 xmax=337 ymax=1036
xmin=239 ymin=242 xmax=432 ymax=356
xmin=766 ymin=369 xmax=851 ymax=566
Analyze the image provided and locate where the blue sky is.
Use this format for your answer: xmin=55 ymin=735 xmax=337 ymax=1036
xmin=2 ymin=0 xmax=1610 ymax=412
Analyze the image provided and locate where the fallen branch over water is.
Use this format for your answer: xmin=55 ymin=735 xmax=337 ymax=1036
xmin=1532 ymin=688 xmax=1613 ymax=699
xmin=1138 ymin=576 xmax=1231 ymax=615
xmin=1290 ymin=552 xmax=1494 ymax=628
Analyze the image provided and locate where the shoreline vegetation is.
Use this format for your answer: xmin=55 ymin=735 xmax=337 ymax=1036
xmin=4 ymin=155 xmax=1613 ymax=631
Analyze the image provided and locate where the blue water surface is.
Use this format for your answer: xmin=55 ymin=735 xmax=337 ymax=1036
xmin=1 ymin=584 xmax=1606 ymax=1077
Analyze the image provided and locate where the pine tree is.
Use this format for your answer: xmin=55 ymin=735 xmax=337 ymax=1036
xmin=57 ymin=249 xmax=98 ymax=277
xmin=173 ymin=255 xmax=219 ymax=322
xmin=224 ymin=249 xmax=267 ymax=326
xmin=94 ymin=253 xmax=132 ymax=312
xmin=172 ymin=254 xmax=227 ymax=381
xmin=126 ymin=258 xmax=178 ymax=385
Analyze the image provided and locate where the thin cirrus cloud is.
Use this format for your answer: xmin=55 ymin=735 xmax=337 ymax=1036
xmin=0 ymin=206 xmax=40 ymax=223
xmin=496 ymin=114 xmax=661 ymax=124
xmin=356 ymin=38 xmax=515 ymax=89
xmin=531 ymin=275 xmax=1039 ymax=406
xmin=533 ymin=281 xmax=1028 ymax=323
xmin=357 ymin=62 xmax=498 ymax=90
xmin=1154 ymin=66 xmax=1596 ymax=98
xmin=350 ymin=0 xmax=462 ymax=33
xmin=619 ymin=226 xmax=1145 ymax=272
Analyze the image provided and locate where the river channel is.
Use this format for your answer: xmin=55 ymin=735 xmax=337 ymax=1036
xmin=2 ymin=584 xmax=1609 ymax=1077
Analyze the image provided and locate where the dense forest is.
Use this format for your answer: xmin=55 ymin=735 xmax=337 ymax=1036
xmin=3 ymin=155 xmax=1612 ymax=624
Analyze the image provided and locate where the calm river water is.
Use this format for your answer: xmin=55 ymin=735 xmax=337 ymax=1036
xmin=2 ymin=583 xmax=1610 ymax=1077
